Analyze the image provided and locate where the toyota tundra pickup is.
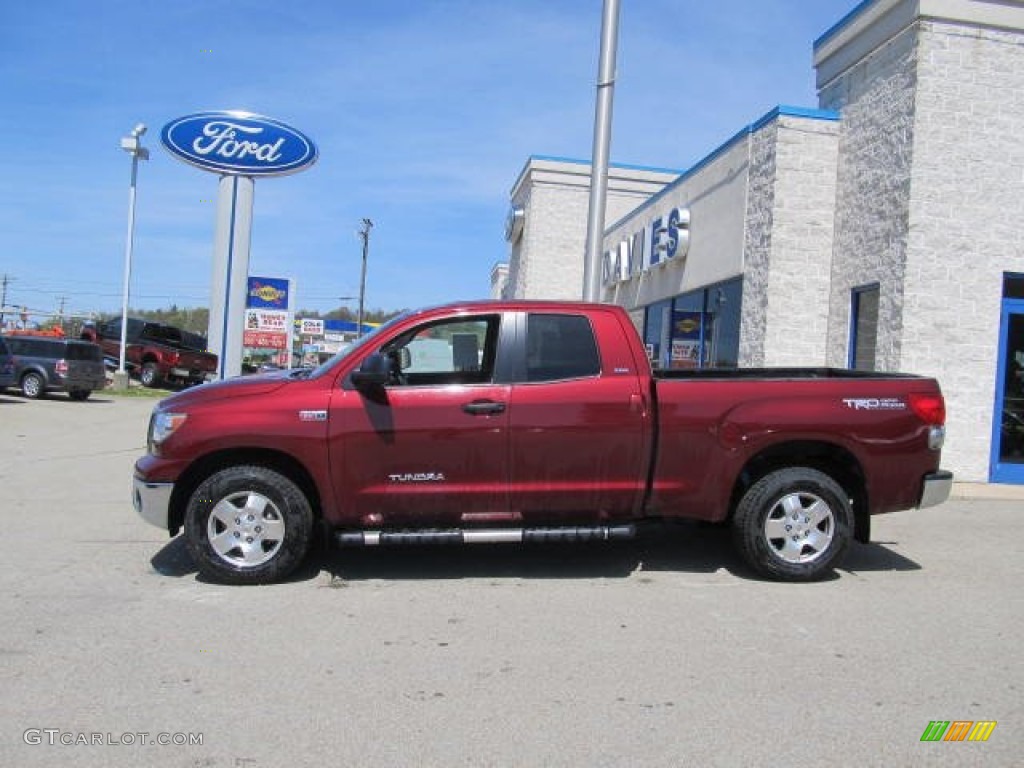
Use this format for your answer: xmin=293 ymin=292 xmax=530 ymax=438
xmin=132 ymin=301 xmax=951 ymax=585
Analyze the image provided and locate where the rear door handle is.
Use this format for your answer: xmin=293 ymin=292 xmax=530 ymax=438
xmin=462 ymin=400 xmax=506 ymax=416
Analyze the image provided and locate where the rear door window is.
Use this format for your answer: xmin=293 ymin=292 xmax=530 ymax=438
xmin=525 ymin=314 xmax=601 ymax=382
xmin=6 ymin=338 xmax=43 ymax=356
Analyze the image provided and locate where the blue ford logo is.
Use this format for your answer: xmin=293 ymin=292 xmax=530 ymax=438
xmin=161 ymin=111 xmax=318 ymax=177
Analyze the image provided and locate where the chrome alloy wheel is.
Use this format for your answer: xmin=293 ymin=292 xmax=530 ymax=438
xmin=22 ymin=373 xmax=43 ymax=398
xmin=763 ymin=491 xmax=835 ymax=564
xmin=206 ymin=491 xmax=286 ymax=568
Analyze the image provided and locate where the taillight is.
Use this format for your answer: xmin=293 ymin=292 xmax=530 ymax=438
xmin=909 ymin=392 xmax=945 ymax=425
xmin=55 ymin=359 xmax=69 ymax=377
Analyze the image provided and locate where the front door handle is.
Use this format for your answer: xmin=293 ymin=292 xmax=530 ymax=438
xmin=462 ymin=400 xmax=506 ymax=416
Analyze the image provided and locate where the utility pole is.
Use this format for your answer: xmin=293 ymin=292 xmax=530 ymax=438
xmin=0 ymin=273 xmax=12 ymax=329
xmin=57 ymin=296 xmax=67 ymax=333
xmin=357 ymin=218 xmax=373 ymax=339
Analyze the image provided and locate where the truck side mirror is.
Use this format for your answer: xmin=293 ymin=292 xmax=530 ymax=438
xmin=397 ymin=347 xmax=411 ymax=371
xmin=350 ymin=353 xmax=391 ymax=391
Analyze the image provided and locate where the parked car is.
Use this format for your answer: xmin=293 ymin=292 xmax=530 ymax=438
xmin=0 ymin=336 xmax=16 ymax=389
xmin=133 ymin=300 xmax=951 ymax=585
xmin=1 ymin=335 xmax=107 ymax=400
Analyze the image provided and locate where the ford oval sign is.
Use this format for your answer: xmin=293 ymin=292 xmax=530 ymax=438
xmin=161 ymin=111 xmax=318 ymax=177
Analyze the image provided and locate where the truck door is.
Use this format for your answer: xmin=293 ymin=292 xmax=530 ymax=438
xmin=506 ymin=310 xmax=651 ymax=522
xmin=331 ymin=313 xmax=510 ymax=526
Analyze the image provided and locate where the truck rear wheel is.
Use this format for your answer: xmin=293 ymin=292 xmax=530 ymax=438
xmin=732 ymin=467 xmax=852 ymax=581
xmin=184 ymin=465 xmax=314 ymax=585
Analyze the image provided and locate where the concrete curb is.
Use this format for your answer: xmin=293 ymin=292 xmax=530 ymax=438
xmin=951 ymin=482 xmax=1024 ymax=501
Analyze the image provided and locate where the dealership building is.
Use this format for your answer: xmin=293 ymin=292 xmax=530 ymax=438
xmin=496 ymin=0 xmax=1024 ymax=485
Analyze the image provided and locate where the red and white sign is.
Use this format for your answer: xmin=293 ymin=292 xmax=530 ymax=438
xmin=243 ymin=331 xmax=289 ymax=349
xmin=299 ymin=318 xmax=324 ymax=336
xmin=245 ymin=309 xmax=288 ymax=332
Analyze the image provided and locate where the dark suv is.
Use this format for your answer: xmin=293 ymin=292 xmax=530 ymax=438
xmin=0 ymin=336 xmax=15 ymax=389
xmin=1 ymin=336 xmax=107 ymax=400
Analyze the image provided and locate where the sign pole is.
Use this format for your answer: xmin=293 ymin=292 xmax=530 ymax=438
xmin=208 ymin=174 xmax=255 ymax=379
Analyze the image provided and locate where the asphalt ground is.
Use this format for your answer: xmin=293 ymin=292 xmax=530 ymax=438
xmin=0 ymin=390 xmax=1021 ymax=767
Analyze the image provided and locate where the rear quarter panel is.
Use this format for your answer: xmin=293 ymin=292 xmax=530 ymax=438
xmin=649 ymin=376 xmax=944 ymax=520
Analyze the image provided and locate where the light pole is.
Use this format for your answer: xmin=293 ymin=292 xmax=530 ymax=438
xmin=582 ymin=0 xmax=621 ymax=302
xmin=116 ymin=123 xmax=149 ymax=388
xmin=357 ymin=218 xmax=372 ymax=338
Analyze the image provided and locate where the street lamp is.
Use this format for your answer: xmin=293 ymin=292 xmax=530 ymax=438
xmin=116 ymin=123 xmax=149 ymax=387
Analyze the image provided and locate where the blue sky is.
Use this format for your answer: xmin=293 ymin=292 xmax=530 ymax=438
xmin=0 ymin=0 xmax=855 ymax=319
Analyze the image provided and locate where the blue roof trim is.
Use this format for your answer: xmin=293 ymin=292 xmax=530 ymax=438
xmin=604 ymin=105 xmax=840 ymax=233
xmin=814 ymin=0 xmax=876 ymax=50
xmin=528 ymin=154 xmax=684 ymax=176
xmin=752 ymin=105 xmax=840 ymax=131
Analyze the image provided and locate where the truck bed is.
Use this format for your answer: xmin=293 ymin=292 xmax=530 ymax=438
xmin=654 ymin=367 xmax=923 ymax=380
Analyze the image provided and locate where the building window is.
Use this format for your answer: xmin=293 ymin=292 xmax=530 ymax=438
xmin=642 ymin=300 xmax=672 ymax=369
xmin=1003 ymin=273 xmax=1024 ymax=299
xmin=849 ymin=284 xmax=879 ymax=371
xmin=642 ymin=278 xmax=742 ymax=370
xmin=706 ymin=279 xmax=742 ymax=368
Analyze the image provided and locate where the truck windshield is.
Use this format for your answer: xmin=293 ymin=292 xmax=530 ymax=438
xmin=308 ymin=313 xmax=410 ymax=378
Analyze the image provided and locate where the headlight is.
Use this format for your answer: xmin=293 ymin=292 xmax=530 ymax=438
xmin=149 ymin=410 xmax=188 ymax=453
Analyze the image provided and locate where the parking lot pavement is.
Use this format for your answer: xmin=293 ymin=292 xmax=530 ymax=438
xmin=1 ymin=391 xmax=1021 ymax=767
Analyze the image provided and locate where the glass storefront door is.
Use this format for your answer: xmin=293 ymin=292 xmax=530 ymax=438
xmin=990 ymin=300 xmax=1024 ymax=483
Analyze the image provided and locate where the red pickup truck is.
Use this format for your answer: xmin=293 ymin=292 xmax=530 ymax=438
xmin=132 ymin=301 xmax=951 ymax=585
xmin=82 ymin=317 xmax=217 ymax=388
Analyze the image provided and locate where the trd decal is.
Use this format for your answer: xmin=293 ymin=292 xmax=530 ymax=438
xmin=841 ymin=398 xmax=906 ymax=411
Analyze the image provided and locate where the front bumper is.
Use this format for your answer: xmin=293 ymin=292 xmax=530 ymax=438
xmin=132 ymin=473 xmax=174 ymax=530
xmin=918 ymin=470 xmax=954 ymax=509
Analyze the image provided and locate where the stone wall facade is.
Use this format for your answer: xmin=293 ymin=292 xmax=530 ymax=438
xmin=816 ymin=4 xmax=1024 ymax=480
xmin=746 ymin=115 xmax=840 ymax=367
xmin=820 ymin=22 xmax=917 ymax=374
xmin=903 ymin=20 xmax=1024 ymax=480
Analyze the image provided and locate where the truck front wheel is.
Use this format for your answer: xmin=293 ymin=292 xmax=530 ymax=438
xmin=139 ymin=363 xmax=161 ymax=388
xmin=20 ymin=372 xmax=46 ymax=399
xmin=732 ymin=467 xmax=852 ymax=581
xmin=184 ymin=465 xmax=314 ymax=585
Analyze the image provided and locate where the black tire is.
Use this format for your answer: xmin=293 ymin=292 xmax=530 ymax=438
xmin=68 ymin=389 xmax=91 ymax=401
xmin=184 ymin=465 xmax=314 ymax=585
xmin=21 ymin=372 xmax=46 ymax=399
xmin=139 ymin=362 xmax=161 ymax=388
xmin=732 ymin=467 xmax=853 ymax=581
